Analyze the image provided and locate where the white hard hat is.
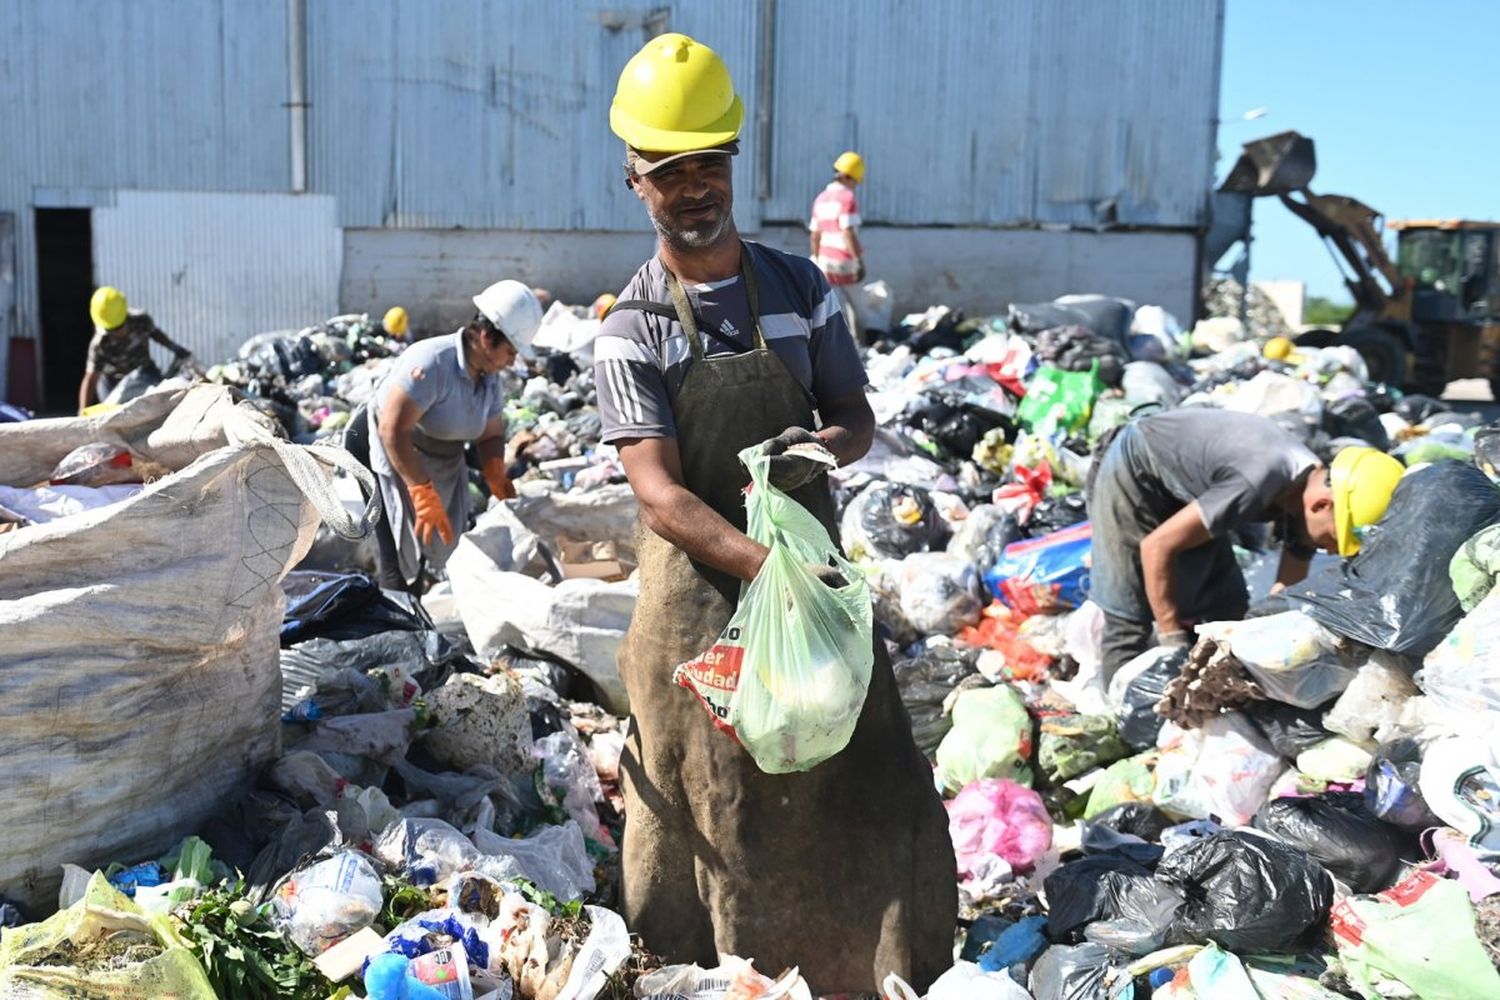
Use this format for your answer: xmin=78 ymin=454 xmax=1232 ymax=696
xmin=472 ymin=280 xmax=544 ymax=360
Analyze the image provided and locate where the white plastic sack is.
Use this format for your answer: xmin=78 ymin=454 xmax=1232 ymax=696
xmin=0 ymin=388 xmax=376 ymax=912
xmin=1419 ymin=587 xmax=1500 ymax=732
xmin=1197 ymin=610 xmax=1359 ymax=709
xmin=1153 ymin=714 xmax=1282 ymax=826
xmin=897 ymin=551 xmax=983 ymax=634
xmin=448 ymin=557 xmax=635 ymax=714
xmin=850 ymin=279 xmax=895 ymax=333
xmin=884 ymin=961 xmax=1032 ymax=1000
xmin=1216 ymin=370 xmax=1322 ymax=422
xmin=637 ymin=957 xmax=812 ymax=1000
xmin=532 ymin=301 xmax=604 ymax=368
xmin=1323 ymin=655 xmax=1418 ymax=745
xmin=472 ymin=820 xmax=596 ymax=902
xmin=1127 ymin=305 xmax=1183 ymax=362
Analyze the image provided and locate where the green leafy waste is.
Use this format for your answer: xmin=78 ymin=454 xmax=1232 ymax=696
xmin=175 ymin=879 xmax=332 ymax=1000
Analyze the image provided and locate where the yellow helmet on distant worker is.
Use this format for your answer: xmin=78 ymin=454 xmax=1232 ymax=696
xmin=1331 ymin=446 xmax=1405 ymax=557
xmin=591 ymin=293 xmax=618 ymax=319
xmin=382 ymin=306 xmax=409 ymax=338
xmin=834 ymin=151 xmax=865 ymax=184
xmin=610 ymin=33 xmax=744 ymax=152
xmin=90 ymin=286 xmax=128 ymax=330
xmin=1264 ymin=336 xmax=1294 ymax=361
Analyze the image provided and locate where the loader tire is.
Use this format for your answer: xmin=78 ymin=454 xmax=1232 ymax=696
xmin=1342 ymin=325 xmax=1408 ymax=389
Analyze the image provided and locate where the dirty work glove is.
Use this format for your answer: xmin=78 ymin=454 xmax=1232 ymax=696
xmin=855 ymin=258 xmax=867 ymax=283
xmin=763 ymin=427 xmax=828 ymax=491
xmin=806 ymin=562 xmax=848 ymax=589
xmin=172 ymin=345 xmax=192 ymax=360
xmin=481 ymin=455 xmax=516 ymax=502
xmin=408 ymin=480 xmax=454 ymax=547
xmin=1156 ymin=629 xmax=1192 ymax=648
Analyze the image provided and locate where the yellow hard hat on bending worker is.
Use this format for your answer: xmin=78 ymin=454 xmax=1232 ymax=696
xmin=1330 ymin=446 xmax=1405 ymax=557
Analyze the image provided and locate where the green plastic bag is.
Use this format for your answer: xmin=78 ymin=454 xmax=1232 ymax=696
xmin=1330 ymin=870 xmax=1500 ymax=999
xmin=935 ymin=684 xmax=1033 ymax=792
xmin=674 ymin=443 xmax=874 ymax=774
xmin=1039 ymin=714 xmax=1130 ymax=784
xmin=1083 ymin=753 xmax=1157 ymax=819
xmin=0 ymin=871 xmax=216 ymax=999
xmin=1017 ymin=362 xmax=1103 ymax=436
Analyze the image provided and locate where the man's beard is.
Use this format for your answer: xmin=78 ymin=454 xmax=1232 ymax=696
xmin=648 ymin=200 xmax=735 ymax=253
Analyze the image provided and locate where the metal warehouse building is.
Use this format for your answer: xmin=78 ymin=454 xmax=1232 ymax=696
xmin=0 ymin=0 xmax=1224 ymax=411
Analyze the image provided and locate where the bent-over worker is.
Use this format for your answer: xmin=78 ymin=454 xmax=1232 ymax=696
xmin=1086 ymin=408 xmax=1405 ymax=679
xmin=79 ymin=286 xmax=192 ymax=413
xmin=366 ymin=280 xmax=542 ymax=591
xmin=595 ymin=33 xmax=955 ymax=994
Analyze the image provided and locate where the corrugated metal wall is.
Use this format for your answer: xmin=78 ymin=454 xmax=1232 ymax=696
xmin=765 ymin=0 xmax=1224 ymax=226
xmin=305 ymin=1 xmax=763 ymax=231
xmin=0 ymin=0 xmax=1223 ymax=397
xmin=93 ymin=192 xmax=342 ymax=367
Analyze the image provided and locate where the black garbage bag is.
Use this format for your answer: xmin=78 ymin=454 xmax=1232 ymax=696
xmin=1079 ymin=822 xmax=1164 ymax=868
xmin=1044 ymin=854 xmax=1163 ymax=940
xmin=1242 ymin=699 xmax=1333 ymax=758
xmin=1010 ymin=295 xmax=1133 ymax=349
xmin=892 ymin=645 xmax=977 ymax=752
xmin=1114 ymin=646 xmax=1185 ymax=751
xmin=1365 ymin=738 xmax=1444 ymax=830
xmin=1286 ymin=461 xmax=1500 ymax=656
xmin=281 ymin=571 xmax=432 ymax=645
xmin=979 ymin=513 xmax=1026 ymax=572
xmin=1476 ymin=426 xmax=1500 ymax=483
xmin=1323 ymin=395 xmax=1391 ymax=451
xmin=1029 ymin=943 xmax=1130 ymax=1000
xmin=1253 ymin=792 xmax=1411 ymax=893
xmin=1089 ymin=803 xmax=1174 ymax=843
xmin=102 ymin=361 xmax=164 ymax=405
xmin=1156 ymin=831 xmax=1334 ymax=952
xmin=901 ymin=306 xmax=966 ymax=354
xmin=908 ymin=394 xmax=1013 ymax=462
xmin=1034 ymin=325 xmax=1128 ymax=388
xmin=1393 ymin=394 xmax=1446 ymax=424
xmin=842 ymin=481 xmax=947 ymax=559
xmin=280 ymin=629 xmax=465 ymax=713
xmin=1029 ymin=493 xmax=1089 ymax=536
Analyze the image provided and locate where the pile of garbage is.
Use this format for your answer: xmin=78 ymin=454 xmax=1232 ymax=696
xmin=5 ymin=279 xmax=1500 ymax=1000
xmin=202 ymin=313 xmax=410 ymax=442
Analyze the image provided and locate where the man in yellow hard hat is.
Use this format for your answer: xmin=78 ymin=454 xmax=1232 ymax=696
xmin=810 ymin=150 xmax=866 ymax=287
xmin=78 ymin=286 xmax=192 ymax=413
xmin=1087 ymin=409 xmax=1404 ymax=678
xmin=595 ymin=32 xmax=954 ymax=994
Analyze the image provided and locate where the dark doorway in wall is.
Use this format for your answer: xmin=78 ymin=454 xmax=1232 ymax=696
xmin=35 ymin=208 xmax=94 ymax=414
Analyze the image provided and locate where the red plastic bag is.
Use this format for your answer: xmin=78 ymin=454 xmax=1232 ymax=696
xmin=993 ymin=463 xmax=1052 ymax=524
xmin=956 ymin=602 xmax=1052 ymax=681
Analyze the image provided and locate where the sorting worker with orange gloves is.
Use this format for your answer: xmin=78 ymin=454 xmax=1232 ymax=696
xmin=366 ymin=280 xmax=542 ymax=591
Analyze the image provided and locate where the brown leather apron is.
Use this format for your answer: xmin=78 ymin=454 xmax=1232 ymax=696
xmin=615 ymin=247 xmax=956 ymax=995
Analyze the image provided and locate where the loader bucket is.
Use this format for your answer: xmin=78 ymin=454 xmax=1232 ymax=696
xmin=1220 ymin=130 xmax=1317 ymax=195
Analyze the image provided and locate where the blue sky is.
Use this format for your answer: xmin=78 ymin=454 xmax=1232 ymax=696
xmin=1217 ymin=0 xmax=1497 ymax=302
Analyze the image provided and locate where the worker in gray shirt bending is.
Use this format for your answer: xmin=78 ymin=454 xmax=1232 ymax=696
xmin=1086 ymin=407 xmax=1404 ymax=678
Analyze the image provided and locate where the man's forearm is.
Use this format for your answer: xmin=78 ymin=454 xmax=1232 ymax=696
xmin=78 ymin=372 xmax=98 ymax=412
xmin=641 ymin=482 xmax=768 ymax=582
xmin=1139 ymin=537 xmax=1182 ymax=633
xmin=815 ymin=401 xmax=875 ymax=467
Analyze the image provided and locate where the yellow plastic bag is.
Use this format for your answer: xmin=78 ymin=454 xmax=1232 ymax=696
xmin=0 ymin=872 xmax=215 ymax=999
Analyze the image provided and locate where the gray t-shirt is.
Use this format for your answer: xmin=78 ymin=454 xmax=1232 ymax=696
xmin=1127 ymin=408 xmax=1319 ymax=536
xmin=594 ymin=241 xmax=867 ymax=443
xmin=368 ymin=330 xmax=506 ymax=477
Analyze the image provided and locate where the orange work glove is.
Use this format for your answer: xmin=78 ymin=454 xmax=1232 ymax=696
xmin=482 ymin=456 xmax=516 ymax=501
xmin=407 ymin=480 xmax=454 ymax=546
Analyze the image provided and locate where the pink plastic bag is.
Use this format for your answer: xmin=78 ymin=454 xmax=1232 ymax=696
xmin=946 ymin=778 xmax=1054 ymax=876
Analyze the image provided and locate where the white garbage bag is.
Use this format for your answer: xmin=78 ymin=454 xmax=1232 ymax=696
xmin=0 ymin=386 xmax=377 ymax=911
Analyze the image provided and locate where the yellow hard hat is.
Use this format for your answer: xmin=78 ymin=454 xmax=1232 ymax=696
xmin=834 ymin=151 xmax=865 ymax=184
xmin=1264 ymin=336 xmax=1294 ymax=361
xmin=610 ymin=33 xmax=744 ymax=152
xmin=591 ymin=293 xmax=617 ymax=319
xmin=90 ymin=286 xmax=128 ymax=330
xmin=382 ymin=306 xmax=409 ymax=337
xmin=1331 ymin=446 xmax=1405 ymax=557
